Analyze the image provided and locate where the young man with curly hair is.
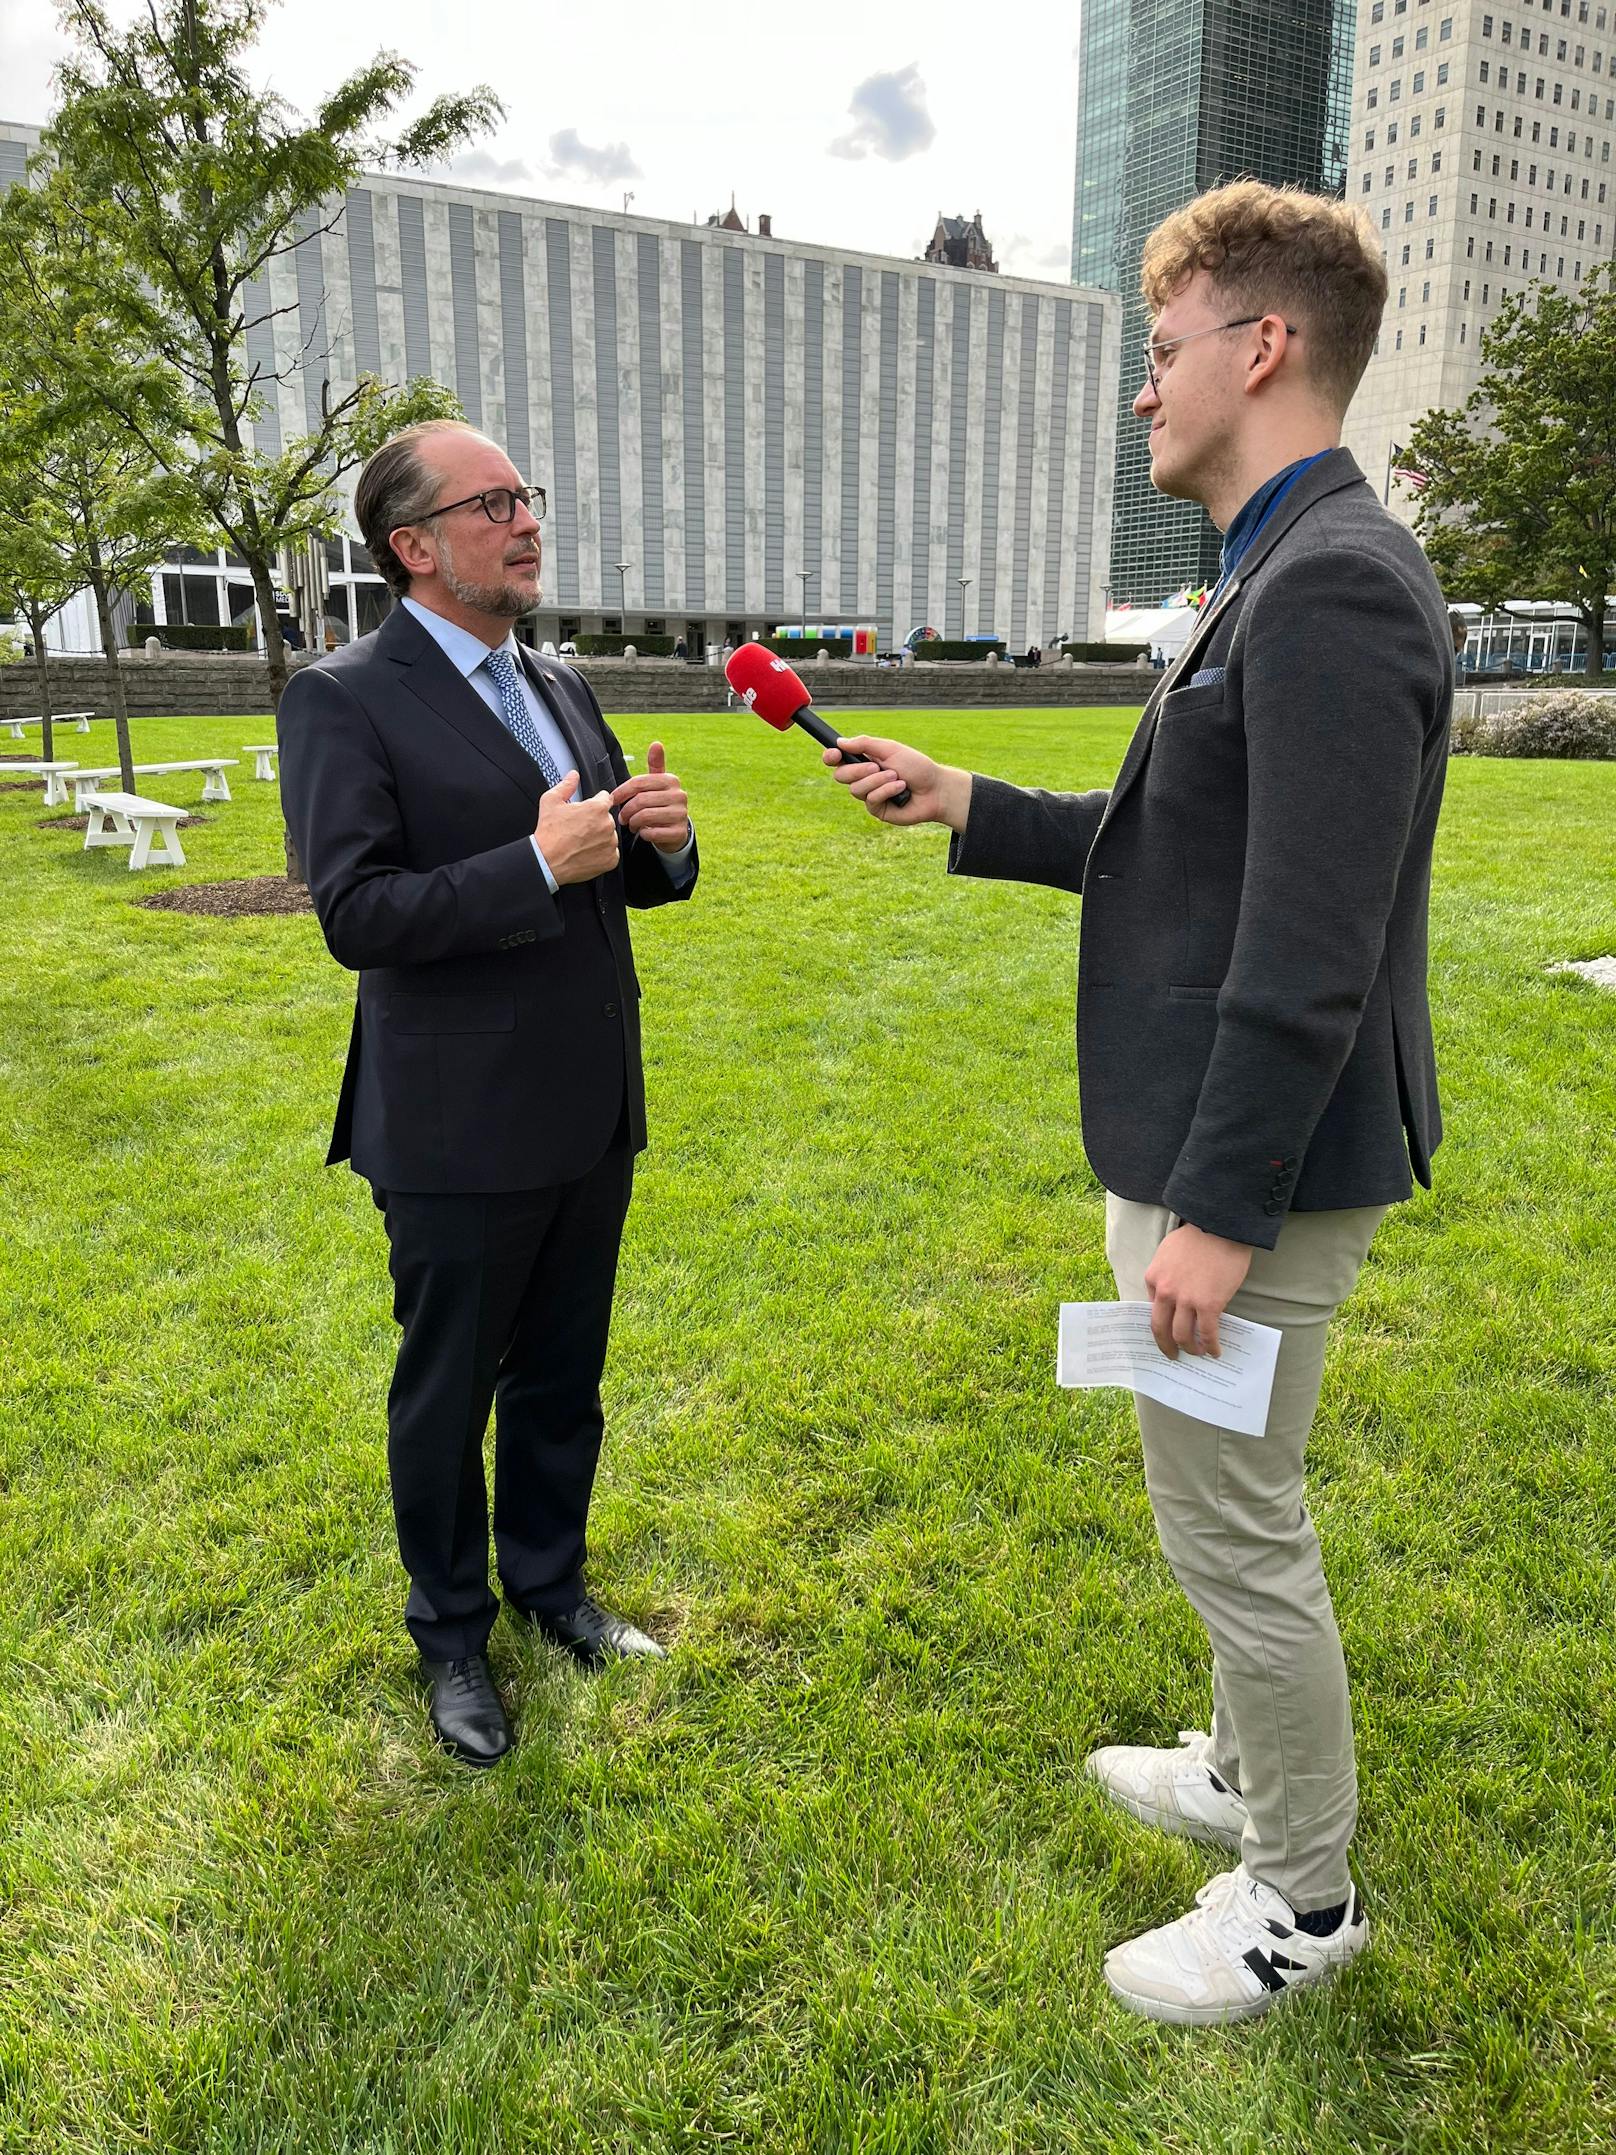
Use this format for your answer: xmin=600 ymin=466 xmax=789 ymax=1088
xmin=826 ymin=182 xmax=1454 ymax=2023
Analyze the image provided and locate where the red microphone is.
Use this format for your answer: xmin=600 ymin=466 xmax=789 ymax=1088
xmin=724 ymin=645 xmax=911 ymax=807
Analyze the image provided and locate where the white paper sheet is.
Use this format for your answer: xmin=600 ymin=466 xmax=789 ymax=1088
xmin=1056 ymin=1301 xmax=1282 ymax=1438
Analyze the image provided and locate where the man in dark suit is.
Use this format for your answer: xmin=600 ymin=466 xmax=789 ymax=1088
xmin=278 ymin=420 xmax=697 ymax=1767
xmin=826 ymin=183 xmax=1452 ymax=2022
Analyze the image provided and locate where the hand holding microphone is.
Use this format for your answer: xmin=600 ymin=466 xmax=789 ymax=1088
xmin=724 ymin=645 xmax=913 ymax=807
xmin=818 ymin=733 xmax=971 ymax=830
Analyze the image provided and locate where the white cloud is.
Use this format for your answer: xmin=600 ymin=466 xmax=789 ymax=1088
xmin=829 ymin=64 xmax=936 ymax=163
xmin=449 ymin=149 xmax=534 ymax=186
xmin=545 ymin=128 xmax=640 ymax=186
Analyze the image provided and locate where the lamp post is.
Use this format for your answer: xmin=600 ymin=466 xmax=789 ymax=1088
xmin=795 ymin=567 xmax=815 ymax=621
xmin=615 ymin=561 xmax=629 ymax=630
xmin=956 ymin=575 xmax=972 ymax=639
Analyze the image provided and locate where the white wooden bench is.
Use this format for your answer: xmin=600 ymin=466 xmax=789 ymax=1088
xmin=81 ymin=789 xmax=188 ymax=869
xmin=4 ymin=759 xmax=80 ymax=807
xmin=243 ymin=743 xmax=278 ymax=780
xmin=69 ymin=757 xmax=238 ymax=811
xmin=4 ymin=710 xmax=97 ymax=740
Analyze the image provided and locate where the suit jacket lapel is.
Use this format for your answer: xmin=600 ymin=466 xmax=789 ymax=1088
xmin=1100 ymin=576 xmax=1247 ymax=830
xmin=378 ymin=605 xmax=544 ymax=802
xmin=1097 ymin=448 xmax=1371 ymax=836
xmin=518 ymin=647 xmax=604 ymax=782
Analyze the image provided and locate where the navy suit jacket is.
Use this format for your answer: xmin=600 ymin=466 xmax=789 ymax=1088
xmin=278 ymin=604 xmax=696 ymax=1193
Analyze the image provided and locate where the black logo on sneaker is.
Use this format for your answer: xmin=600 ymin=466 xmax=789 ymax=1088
xmin=1242 ymin=1947 xmax=1308 ymax=1993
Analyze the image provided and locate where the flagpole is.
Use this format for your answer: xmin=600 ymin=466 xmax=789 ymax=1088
xmin=1384 ymin=440 xmax=1395 ymax=506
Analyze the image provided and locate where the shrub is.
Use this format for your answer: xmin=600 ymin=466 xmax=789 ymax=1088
xmin=768 ymin=637 xmax=850 ymax=660
xmin=123 ymin=623 xmax=255 ymax=653
xmin=1467 ymin=691 xmax=1616 ymax=760
xmin=572 ymin=633 xmax=677 ymax=657
xmin=911 ymin=640 xmax=1007 ymax=662
xmin=1059 ymin=640 xmax=1149 ymax=664
xmin=0 ymin=627 xmax=25 ymax=666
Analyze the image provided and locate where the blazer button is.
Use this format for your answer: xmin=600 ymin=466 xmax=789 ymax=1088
xmin=1263 ymin=1199 xmax=1282 ymax=1215
xmin=603 ymin=1001 xmax=618 ymax=1018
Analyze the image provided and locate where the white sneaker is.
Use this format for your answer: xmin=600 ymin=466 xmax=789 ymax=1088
xmin=1104 ymin=1865 xmax=1368 ymax=2026
xmin=1086 ymin=1729 xmax=1249 ymax=1851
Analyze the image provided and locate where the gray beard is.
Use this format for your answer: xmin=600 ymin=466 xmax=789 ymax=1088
xmin=438 ymin=542 xmax=541 ymax=618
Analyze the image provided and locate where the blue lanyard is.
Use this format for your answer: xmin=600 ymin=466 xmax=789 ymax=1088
xmin=1207 ymin=451 xmax=1332 ymax=609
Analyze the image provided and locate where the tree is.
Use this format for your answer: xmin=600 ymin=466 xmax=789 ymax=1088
xmin=1405 ymin=264 xmax=1616 ymax=682
xmin=0 ymin=169 xmax=204 ymax=790
xmin=37 ymin=0 xmax=497 ymax=720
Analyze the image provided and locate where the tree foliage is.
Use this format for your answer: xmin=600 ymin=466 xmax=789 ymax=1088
xmin=1406 ymin=264 xmax=1616 ymax=680
xmin=34 ymin=0 xmax=496 ymax=715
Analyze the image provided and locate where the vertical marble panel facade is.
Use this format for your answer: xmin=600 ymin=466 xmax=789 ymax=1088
xmin=248 ymin=178 xmax=1118 ymax=645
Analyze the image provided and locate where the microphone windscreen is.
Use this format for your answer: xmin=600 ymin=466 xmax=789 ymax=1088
xmin=724 ymin=644 xmax=810 ymax=731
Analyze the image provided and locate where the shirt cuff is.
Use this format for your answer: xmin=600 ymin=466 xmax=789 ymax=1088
xmin=655 ymin=822 xmax=696 ymax=885
xmin=529 ymin=834 xmax=560 ymax=895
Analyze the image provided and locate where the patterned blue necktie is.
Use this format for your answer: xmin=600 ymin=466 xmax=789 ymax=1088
xmin=483 ymin=647 xmax=565 ymax=790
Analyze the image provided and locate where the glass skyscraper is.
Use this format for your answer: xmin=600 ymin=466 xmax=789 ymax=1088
xmin=1074 ymin=0 xmax=1356 ymax=605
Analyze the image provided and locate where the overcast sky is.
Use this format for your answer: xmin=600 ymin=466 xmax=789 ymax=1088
xmin=0 ymin=1 xmax=1082 ymax=282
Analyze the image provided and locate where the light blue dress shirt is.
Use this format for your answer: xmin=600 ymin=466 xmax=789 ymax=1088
xmin=400 ymin=597 xmax=695 ymax=894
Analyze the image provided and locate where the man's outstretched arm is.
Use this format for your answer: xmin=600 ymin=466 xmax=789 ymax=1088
xmin=824 ymin=733 xmax=1109 ymax=897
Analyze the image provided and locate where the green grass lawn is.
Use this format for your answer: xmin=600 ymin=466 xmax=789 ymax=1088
xmin=2 ymin=708 xmax=1613 ymax=2153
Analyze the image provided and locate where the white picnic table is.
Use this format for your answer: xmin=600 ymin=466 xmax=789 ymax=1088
xmin=4 ymin=711 xmax=97 ymax=740
xmin=68 ymin=758 xmax=238 ymax=811
xmin=81 ymin=789 xmax=188 ymax=870
xmin=4 ymin=759 xmax=80 ymax=807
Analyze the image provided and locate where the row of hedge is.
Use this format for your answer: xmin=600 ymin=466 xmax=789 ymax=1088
xmin=1061 ymin=640 xmax=1148 ymax=663
xmin=572 ymin=633 xmax=679 ymax=657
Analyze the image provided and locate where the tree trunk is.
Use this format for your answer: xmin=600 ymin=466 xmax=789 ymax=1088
xmin=1585 ymin=601 xmax=1606 ymax=682
xmin=84 ymin=547 xmax=134 ymax=793
xmin=26 ymin=603 xmax=54 ymax=761
xmin=244 ymin=548 xmax=304 ymax=883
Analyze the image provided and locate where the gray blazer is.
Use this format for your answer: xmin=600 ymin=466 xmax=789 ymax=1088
xmin=949 ymin=448 xmax=1452 ymax=1249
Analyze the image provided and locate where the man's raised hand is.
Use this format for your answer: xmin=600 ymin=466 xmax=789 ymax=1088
xmin=821 ymin=734 xmax=973 ymax=832
xmin=535 ymin=770 xmax=620 ymax=884
xmin=610 ymin=740 xmax=691 ymax=854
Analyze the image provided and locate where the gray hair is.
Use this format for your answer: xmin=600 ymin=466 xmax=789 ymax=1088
xmin=354 ymin=420 xmax=478 ymax=597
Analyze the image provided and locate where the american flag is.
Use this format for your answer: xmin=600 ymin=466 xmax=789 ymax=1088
xmin=1389 ymin=442 xmax=1430 ymax=491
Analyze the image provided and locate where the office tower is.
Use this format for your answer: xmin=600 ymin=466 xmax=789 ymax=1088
xmin=1342 ymin=1 xmax=1616 ymax=523
xmin=1074 ymin=1 xmax=1356 ymax=604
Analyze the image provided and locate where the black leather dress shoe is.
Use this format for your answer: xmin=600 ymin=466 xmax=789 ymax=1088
xmin=418 ymin=1653 xmax=514 ymax=1766
xmin=523 ymin=1592 xmax=665 ymax=1668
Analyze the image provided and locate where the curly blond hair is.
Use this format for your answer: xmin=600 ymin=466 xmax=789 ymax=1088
xmin=1140 ymin=181 xmax=1388 ymax=413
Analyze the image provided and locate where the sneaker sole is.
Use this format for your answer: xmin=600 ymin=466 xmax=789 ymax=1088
xmin=1087 ymin=1773 xmax=1247 ymax=1852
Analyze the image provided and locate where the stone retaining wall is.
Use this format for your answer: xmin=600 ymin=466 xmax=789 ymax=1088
xmin=2 ymin=651 xmax=1152 ymax=723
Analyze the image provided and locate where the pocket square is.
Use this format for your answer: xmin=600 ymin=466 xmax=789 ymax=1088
xmin=1187 ymin=665 xmax=1227 ymax=688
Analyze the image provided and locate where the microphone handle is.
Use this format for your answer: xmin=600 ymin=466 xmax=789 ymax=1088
xmin=790 ymin=708 xmax=912 ymax=808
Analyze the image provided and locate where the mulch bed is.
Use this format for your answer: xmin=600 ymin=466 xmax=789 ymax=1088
xmin=136 ymin=876 xmax=315 ymax=918
xmin=0 ymin=780 xmax=44 ymax=793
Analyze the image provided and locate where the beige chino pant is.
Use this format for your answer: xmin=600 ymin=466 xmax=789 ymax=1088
xmin=1105 ymin=1192 xmax=1387 ymax=1910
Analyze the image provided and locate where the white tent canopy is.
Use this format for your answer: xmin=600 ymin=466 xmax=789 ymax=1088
xmin=1104 ymin=605 xmax=1201 ymax=660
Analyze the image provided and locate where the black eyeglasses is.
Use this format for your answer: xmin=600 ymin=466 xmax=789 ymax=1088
xmin=421 ymin=483 xmax=547 ymax=526
xmin=1141 ymin=318 xmax=1299 ymax=392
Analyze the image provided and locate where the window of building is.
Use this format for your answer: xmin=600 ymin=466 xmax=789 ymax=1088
xmin=1502 ymin=17 xmax=1514 ymax=40
xmin=1417 ymin=23 xmax=1430 ymax=46
xmin=1383 ymin=206 xmax=1394 ymax=227
xmin=1396 ymin=328 xmax=1404 ymax=348
xmin=1429 ymin=192 xmax=1439 ymax=212
xmin=1391 ymin=78 xmax=1403 ymax=98
xmin=1419 ymin=323 xmax=1428 ymax=344
xmin=1366 ymin=129 xmax=1377 ymax=150
xmin=1493 ymin=154 xmax=1503 ymax=174
xmin=1436 ymin=104 xmax=1447 ymax=126
xmin=1405 ymin=199 xmax=1416 ymax=219
xmin=1414 ymin=68 xmax=1426 ymax=89
xmin=1426 ymin=235 xmax=1436 ymax=256
xmin=1372 ymin=0 xmax=1384 ymax=18
xmin=1482 ymin=10 xmax=1493 ymax=31
xmin=1398 ymin=285 xmax=1407 ymax=307
xmin=1402 ymin=241 xmax=1413 ymax=263
xmin=1422 ymin=279 xmax=1431 ymax=300
xmin=1463 ymin=277 xmax=1471 ymax=297
xmin=1363 ymin=172 xmax=1374 ymax=192
xmin=1393 ymin=34 xmax=1405 ymax=55
xmin=1439 ymin=14 xmax=1452 ymax=37
xmin=1434 ymin=149 xmax=1443 ymax=170
xmin=1410 ymin=157 xmax=1420 ymax=177
xmin=1481 ymin=58 xmax=1491 ymax=80
xmin=1467 ymin=233 xmax=1475 ymax=254
xmin=1371 ymin=40 xmax=1383 ymax=62
xmin=1412 ymin=112 xmax=1424 ymax=133
xmin=1390 ymin=120 xmax=1401 ymax=142
xmin=1460 ymin=322 xmax=1467 ymax=342
xmin=1370 ymin=87 xmax=1381 ymax=108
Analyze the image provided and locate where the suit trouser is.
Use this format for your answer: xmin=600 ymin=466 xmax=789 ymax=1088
xmin=375 ymin=1140 xmax=634 ymax=1662
xmin=1105 ymin=1192 xmax=1386 ymax=1910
